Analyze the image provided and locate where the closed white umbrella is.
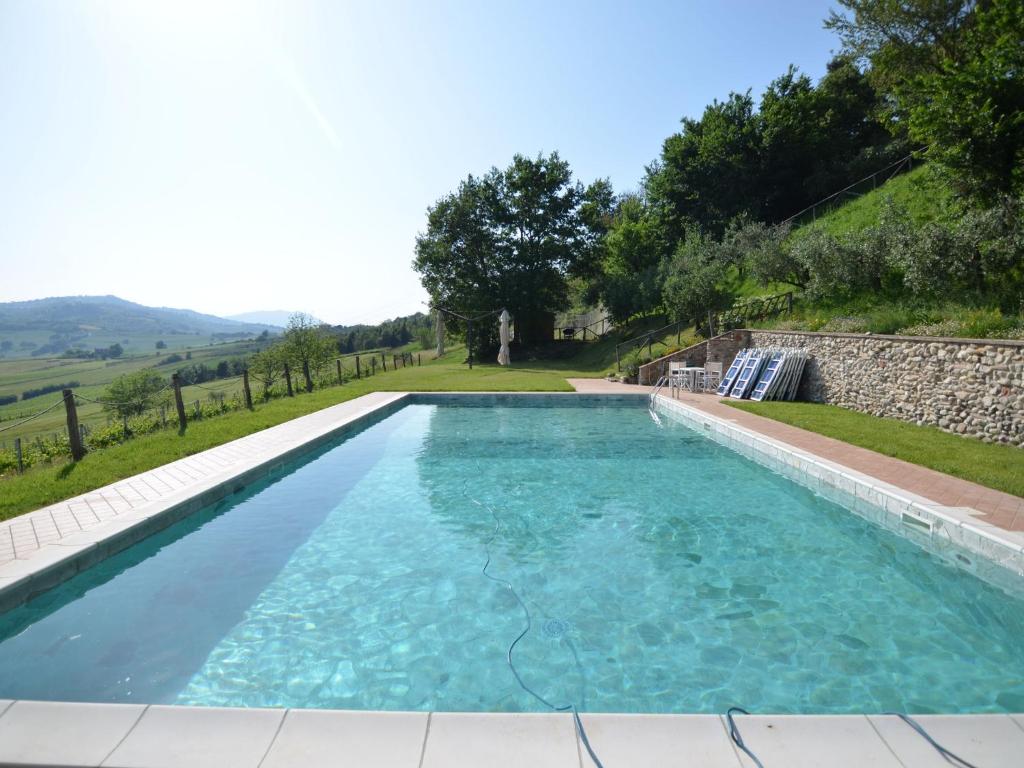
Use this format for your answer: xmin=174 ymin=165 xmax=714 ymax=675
xmin=497 ymin=309 xmax=511 ymax=366
xmin=435 ymin=311 xmax=445 ymax=357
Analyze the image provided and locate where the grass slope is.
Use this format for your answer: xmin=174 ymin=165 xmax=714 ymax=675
xmin=788 ymin=164 xmax=951 ymax=243
xmin=725 ymin=401 xmax=1024 ymax=498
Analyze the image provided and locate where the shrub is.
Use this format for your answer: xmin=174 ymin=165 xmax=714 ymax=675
xmin=22 ymin=381 xmax=80 ymax=401
xmin=0 ymin=395 xmax=16 ymax=406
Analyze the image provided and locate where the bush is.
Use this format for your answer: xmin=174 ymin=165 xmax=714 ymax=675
xmin=0 ymin=395 xmax=16 ymax=406
xmin=22 ymin=381 xmax=80 ymax=401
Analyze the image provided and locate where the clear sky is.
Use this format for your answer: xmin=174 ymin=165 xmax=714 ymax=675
xmin=0 ymin=0 xmax=839 ymax=326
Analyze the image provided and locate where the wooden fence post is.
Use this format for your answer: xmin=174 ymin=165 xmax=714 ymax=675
xmin=284 ymin=364 xmax=294 ymax=397
xmin=418 ymin=354 xmax=421 ymax=366
xmin=172 ymin=373 xmax=187 ymax=432
xmin=14 ymin=437 xmax=23 ymax=474
xmin=382 ymin=354 xmax=387 ymax=372
xmin=63 ymin=388 xmax=86 ymax=461
xmin=302 ymin=361 xmax=313 ymax=393
xmin=336 ymin=359 xmax=343 ymax=385
xmin=355 ymin=356 xmax=361 ymax=378
xmin=371 ymin=358 xmax=377 ymax=375
xmin=242 ymin=369 xmax=253 ymax=410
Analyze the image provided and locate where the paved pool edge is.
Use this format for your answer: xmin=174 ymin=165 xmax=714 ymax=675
xmin=0 ymin=701 xmax=1021 ymax=767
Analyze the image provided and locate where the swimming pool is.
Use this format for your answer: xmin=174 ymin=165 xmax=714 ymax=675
xmin=0 ymin=396 xmax=1021 ymax=714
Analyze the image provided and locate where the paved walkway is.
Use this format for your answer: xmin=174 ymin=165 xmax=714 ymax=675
xmin=0 ymin=700 xmax=1020 ymax=768
xmin=567 ymin=379 xmax=1024 ymax=531
xmin=0 ymin=392 xmax=405 ymax=568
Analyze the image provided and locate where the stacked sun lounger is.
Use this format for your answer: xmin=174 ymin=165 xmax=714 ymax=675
xmin=716 ymin=348 xmax=808 ymax=401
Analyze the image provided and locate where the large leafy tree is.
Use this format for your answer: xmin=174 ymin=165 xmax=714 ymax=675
xmin=591 ymin=194 xmax=667 ymax=323
xmin=908 ymin=0 xmax=1024 ymax=200
xmin=414 ymin=152 xmax=609 ymax=350
xmin=646 ymin=92 xmax=762 ymax=242
xmin=825 ymin=0 xmax=978 ymax=126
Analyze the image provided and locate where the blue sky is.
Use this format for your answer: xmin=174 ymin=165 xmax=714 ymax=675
xmin=0 ymin=0 xmax=839 ymax=325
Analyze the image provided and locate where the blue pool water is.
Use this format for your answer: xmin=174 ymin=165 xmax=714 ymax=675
xmin=0 ymin=398 xmax=1022 ymax=714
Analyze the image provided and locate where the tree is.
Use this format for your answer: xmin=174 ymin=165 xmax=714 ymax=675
xmin=155 ymin=340 xmax=167 ymax=349
xmin=414 ymin=152 xmax=606 ymax=351
xmin=282 ymin=313 xmax=335 ymax=392
xmin=107 ymin=343 xmax=123 ymax=359
xmin=825 ymin=0 xmax=978 ymax=125
xmin=248 ymin=346 xmax=285 ymax=400
xmin=103 ymin=370 xmax=167 ymax=419
xmin=646 ymin=92 xmax=762 ymax=242
xmin=591 ymin=194 xmax=666 ymax=323
xmin=660 ymin=233 xmax=734 ymax=324
xmin=908 ymin=0 xmax=1024 ymax=200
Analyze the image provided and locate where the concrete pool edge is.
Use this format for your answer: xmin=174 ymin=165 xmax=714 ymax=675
xmin=653 ymin=393 xmax=1024 ymax=587
xmin=0 ymin=701 xmax=1021 ymax=767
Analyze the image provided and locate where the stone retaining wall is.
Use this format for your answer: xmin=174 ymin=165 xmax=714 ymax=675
xmin=637 ymin=331 xmax=749 ymax=385
xmin=747 ymin=330 xmax=1024 ymax=446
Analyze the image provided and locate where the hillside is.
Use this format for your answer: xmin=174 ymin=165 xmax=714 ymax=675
xmin=745 ymin=165 xmax=1024 ymax=340
xmin=788 ymin=165 xmax=952 ymax=243
xmin=0 ymin=296 xmax=278 ymax=358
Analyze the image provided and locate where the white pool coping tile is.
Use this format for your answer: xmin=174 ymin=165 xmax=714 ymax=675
xmin=102 ymin=705 xmax=285 ymax=768
xmin=868 ymin=714 xmax=1024 ymax=767
xmin=572 ymin=713 xmax=743 ymax=767
xmin=728 ymin=714 xmax=904 ymax=768
xmin=259 ymin=709 xmax=429 ymax=768
xmin=0 ymin=700 xmax=145 ymax=767
xmin=419 ymin=712 xmax=580 ymax=768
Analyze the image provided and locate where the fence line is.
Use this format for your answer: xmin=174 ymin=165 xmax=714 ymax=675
xmin=0 ymin=347 xmax=423 ymax=474
xmin=779 ymin=147 xmax=930 ymax=228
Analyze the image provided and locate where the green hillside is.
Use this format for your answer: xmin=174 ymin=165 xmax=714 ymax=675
xmin=0 ymin=295 xmax=278 ymax=359
xmin=746 ymin=165 xmax=1024 ymax=340
xmin=789 ymin=165 xmax=952 ymax=243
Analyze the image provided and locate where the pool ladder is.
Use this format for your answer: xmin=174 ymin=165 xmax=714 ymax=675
xmin=650 ymin=375 xmax=669 ymax=405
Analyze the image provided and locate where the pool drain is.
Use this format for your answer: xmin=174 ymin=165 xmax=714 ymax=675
xmin=543 ymin=618 xmax=571 ymax=639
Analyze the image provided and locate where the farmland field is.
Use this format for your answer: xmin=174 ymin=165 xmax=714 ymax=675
xmin=0 ymin=339 xmax=269 ymax=445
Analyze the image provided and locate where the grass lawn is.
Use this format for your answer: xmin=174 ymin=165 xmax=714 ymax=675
xmin=725 ymin=400 xmax=1024 ymax=498
xmin=0 ymin=351 xmax=578 ymax=519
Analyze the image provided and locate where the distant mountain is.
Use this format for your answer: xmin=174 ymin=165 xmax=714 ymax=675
xmin=0 ymin=295 xmax=279 ymax=358
xmin=225 ymin=310 xmax=317 ymax=328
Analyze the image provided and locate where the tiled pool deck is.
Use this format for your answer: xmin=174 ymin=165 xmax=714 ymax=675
xmin=0 ymin=385 xmax=1021 ymax=766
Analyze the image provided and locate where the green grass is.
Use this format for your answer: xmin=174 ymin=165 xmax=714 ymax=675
xmin=0 ymin=348 xmax=578 ymax=519
xmin=725 ymin=400 xmax=1024 ymax=498
xmin=788 ymin=164 xmax=952 ymax=244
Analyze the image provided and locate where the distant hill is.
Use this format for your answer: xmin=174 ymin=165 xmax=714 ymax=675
xmin=225 ymin=310 xmax=317 ymax=328
xmin=0 ymin=295 xmax=279 ymax=358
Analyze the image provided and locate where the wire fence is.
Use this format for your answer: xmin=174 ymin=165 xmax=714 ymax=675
xmin=0 ymin=350 xmax=425 ymax=476
xmin=779 ymin=147 xmax=930 ymax=229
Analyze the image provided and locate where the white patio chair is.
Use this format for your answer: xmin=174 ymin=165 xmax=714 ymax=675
xmin=668 ymin=361 xmax=687 ymax=396
xmin=703 ymin=361 xmax=723 ymax=392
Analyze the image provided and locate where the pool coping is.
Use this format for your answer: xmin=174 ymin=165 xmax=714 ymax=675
xmin=652 ymin=393 xmax=1024 ymax=590
xmin=0 ymin=389 xmax=1022 ymax=767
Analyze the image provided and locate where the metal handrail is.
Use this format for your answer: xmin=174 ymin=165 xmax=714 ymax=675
xmin=614 ymin=319 xmax=686 ymax=371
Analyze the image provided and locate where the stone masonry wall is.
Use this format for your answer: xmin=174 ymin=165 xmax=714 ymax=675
xmin=638 ymin=330 xmax=751 ymax=385
xmin=747 ymin=330 xmax=1024 ymax=447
